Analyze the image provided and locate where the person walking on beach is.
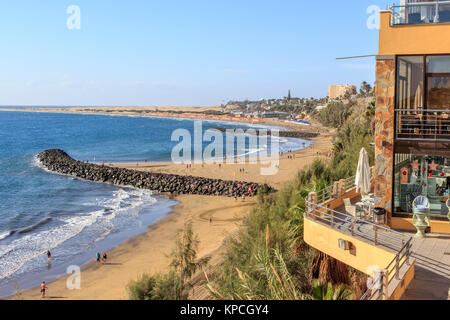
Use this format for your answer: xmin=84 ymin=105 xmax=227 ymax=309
xmin=96 ymin=252 xmax=101 ymax=264
xmin=102 ymin=252 xmax=108 ymax=264
xmin=40 ymin=281 xmax=48 ymax=298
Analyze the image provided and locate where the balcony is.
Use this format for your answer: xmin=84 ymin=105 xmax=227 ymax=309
xmin=304 ymin=174 xmax=450 ymax=299
xmin=391 ymin=1 xmax=450 ymax=26
xmin=304 ymin=176 xmax=415 ymax=300
xmin=396 ymin=109 xmax=450 ymax=142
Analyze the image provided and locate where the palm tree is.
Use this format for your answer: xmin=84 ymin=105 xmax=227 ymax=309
xmin=311 ymin=251 xmax=350 ymax=285
xmin=310 ymin=279 xmax=354 ymax=300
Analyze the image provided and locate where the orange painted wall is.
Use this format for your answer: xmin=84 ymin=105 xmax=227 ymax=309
xmin=304 ymin=218 xmax=396 ymax=275
xmin=379 ymin=11 xmax=450 ymax=55
xmin=391 ymin=216 xmax=450 ymax=234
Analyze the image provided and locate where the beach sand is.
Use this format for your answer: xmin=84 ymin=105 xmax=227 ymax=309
xmin=15 ymin=114 xmax=333 ymax=300
xmin=17 ymin=195 xmax=256 ymax=300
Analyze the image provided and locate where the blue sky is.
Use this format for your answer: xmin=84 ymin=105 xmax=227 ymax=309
xmin=0 ymin=0 xmax=392 ymax=106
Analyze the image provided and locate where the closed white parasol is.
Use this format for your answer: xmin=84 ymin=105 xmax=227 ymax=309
xmin=355 ymin=148 xmax=370 ymax=195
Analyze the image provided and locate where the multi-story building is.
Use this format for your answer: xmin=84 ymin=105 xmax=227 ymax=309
xmin=376 ymin=0 xmax=450 ymax=234
xmin=328 ymin=84 xmax=357 ymax=99
xmin=304 ymin=1 xmax=450 ymax=300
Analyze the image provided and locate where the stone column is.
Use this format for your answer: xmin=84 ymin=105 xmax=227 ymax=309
xmin=374 ymin=55 xmax=396 ymax=226
xmin=307 ymin=192 xmax=318 ymax=216
xmin=338 ymin=179 xmax=347 ymax=196
xmin=332 ymin=181 xmax=340 ymax=198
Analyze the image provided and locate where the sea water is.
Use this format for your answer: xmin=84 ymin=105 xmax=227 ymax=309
xmin=0 ymin=110 xmax=310 ymax=297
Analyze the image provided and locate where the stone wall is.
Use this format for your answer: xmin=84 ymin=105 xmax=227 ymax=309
xmin=374 ymin=55 xmax=396 ymax=224
xmin=37 ymin=149 xmax=274 ymax=198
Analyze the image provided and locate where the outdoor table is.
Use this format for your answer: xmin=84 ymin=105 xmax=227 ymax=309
xmin=356 ymin=201 xmax=374 ymax=220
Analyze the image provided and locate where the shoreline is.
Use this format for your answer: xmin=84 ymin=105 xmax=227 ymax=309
xmin=8 ymin=112 xmax=333 ymax=300
xmin=0 ymin=107 xmax=327 ymax=133
xmin=14 ymin=195 xmax=257 ymax=300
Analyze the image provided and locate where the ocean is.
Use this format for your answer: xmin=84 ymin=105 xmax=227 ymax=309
xmin=0 ymin=110 xmax=310 ymax=297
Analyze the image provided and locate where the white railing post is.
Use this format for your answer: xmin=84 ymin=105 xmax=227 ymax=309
xmin=307 ymin=192 xmax=318 ymax=217
xmin=339 ymin=179 xmax=346 ymax=196
xmin=406 ymin=242 xmax=410 ymax=264
xmin=332 ymin=181 xmax=340 ymax=198
xmin=395 ymin=255 xmax=400 ymax=280
xmin=383 ymin=269 xmax=389 ymax=300
xmin=351 ymin=217 xmax=355 ymax=236
xmin=374 ymin=225 xmax=378 ymax=245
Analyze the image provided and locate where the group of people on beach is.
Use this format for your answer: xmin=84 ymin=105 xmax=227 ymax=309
xmin=39 ymin=250 xmax=108 ymax=298
xmin=96 ymin=252 xmax=108 ymax=264
xmin=40 ymin=250 xmax=52 ymax=298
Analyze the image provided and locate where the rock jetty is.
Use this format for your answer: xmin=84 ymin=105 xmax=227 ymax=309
xmin=37 ymin=149 xmax=274 ymax=197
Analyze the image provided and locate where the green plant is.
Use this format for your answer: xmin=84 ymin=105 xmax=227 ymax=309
xmin=170 ymin=220 xmax=210 ymax=284
xmin=310 ymin=279 xmax=354 ymax=300
xmin=127 ymin=271 xmax=187 ymax=300
xmin=128 ymin=219 xmax=208 ymax=300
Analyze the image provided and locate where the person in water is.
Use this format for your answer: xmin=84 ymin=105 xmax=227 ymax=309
xmin=40 ymin=281 xmax=48 ymax=298
xmin=47 ymin=250 xmax=51 ymax=261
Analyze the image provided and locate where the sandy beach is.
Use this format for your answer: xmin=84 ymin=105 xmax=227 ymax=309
xmin=13 ymin=112 xmax=333 ymax=300
xmin=17 ymin=195 xmax=255 ymax=300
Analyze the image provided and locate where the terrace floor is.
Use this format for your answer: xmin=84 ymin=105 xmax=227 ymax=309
xmin=337 ymin=196 xmax=450 ymax=300
xmin=401 ymin=232 xmax=450 ymax=300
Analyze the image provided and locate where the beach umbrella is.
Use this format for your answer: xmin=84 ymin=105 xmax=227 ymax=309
xmin=355 ymin=148 xmax=370 ymax=195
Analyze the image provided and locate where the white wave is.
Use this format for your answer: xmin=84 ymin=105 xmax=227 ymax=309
xmin=0 ymin=187 xmax=157 ymax=281
xmin=0 ymin=231 xmax=12 ymax=241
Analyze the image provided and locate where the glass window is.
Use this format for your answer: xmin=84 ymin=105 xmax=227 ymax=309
xmin=427 ymin=56 xmax=450 ymax=73
xmin=426 ymin=56 xmax=450 ymax=109
xmin=394 ymin=153 xmax=450 ymax=217
xmin=397 ymin=56 xmax=424 ymax=110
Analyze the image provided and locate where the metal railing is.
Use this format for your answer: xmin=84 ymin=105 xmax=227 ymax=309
xmin=396 ymin=109 xmax=450 ymax=141
xmin=390 ymin=1 xmax=450 ymax=25
xmin=305 ymin=176 xmax=413 ymax=300
xmin=316 ymin=174 xmax=368 ymax=205
xmin=305 ymin=202 xmax=411 ymax=253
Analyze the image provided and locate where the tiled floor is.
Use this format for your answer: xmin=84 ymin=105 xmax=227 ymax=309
xmin=402 ymin=232 xmax=450 ymax=300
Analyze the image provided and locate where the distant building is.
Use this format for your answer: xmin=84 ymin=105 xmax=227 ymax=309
xmin=315 ymin=105 xmax=327 ymax=111
xmin=328 ymin=84 xmax=357 ymax=99
xmin=261 ymin=111 xmax=289 ymax=119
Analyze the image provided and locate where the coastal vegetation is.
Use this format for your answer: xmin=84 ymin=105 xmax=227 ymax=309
xmin=206 ymin=97 xmax=375 ymax=300
xmin=127 ymin=220 xmax=208 ymax=300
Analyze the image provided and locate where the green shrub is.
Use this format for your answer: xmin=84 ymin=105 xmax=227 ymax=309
xmin=209 ymin=99 xmax=375 ymax=300
xmin=127 ymin=271 xmax=187 ymax=300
